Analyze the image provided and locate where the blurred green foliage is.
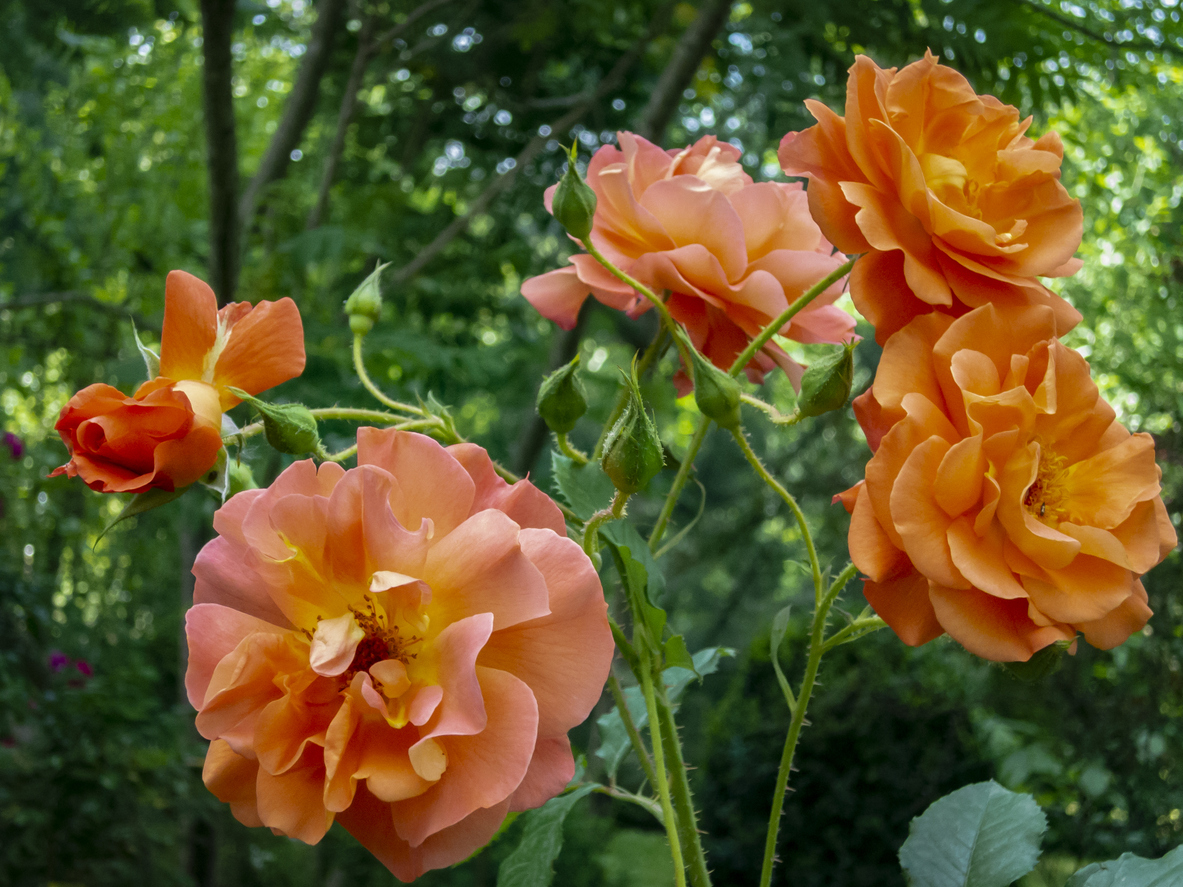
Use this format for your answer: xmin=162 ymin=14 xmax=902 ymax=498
xmin=1 ymin=0 xmax=1181 ymax=885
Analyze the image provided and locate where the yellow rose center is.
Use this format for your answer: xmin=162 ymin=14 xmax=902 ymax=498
xmin=1023 ymin=447 xmax=1070 ymax=524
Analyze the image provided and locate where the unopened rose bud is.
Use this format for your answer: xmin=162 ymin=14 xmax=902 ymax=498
xmin=601 ymin=365 xmax=664 ymax=494
xmin=552 ymin=144 xmax=597 ymax=241
xmin=537 ymin=355 xmax=588 ymax=434
xmin=230 ymin=388 xmax=323 ymax=457
xmin=689 ymin=347 xmax=741 ymax=429
xmin=227 ymin=459 xmax=258 ymax=497
xmin=797 ymin=343 xmax=855 ymax=418
xmin=344 ymin=261 xmax=390 ymax=336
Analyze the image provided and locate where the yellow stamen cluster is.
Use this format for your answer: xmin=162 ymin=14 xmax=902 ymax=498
xmin=343 ymin=597 xmax=420 ymax=684
xmin=1023 ymin=446 xmax=1070 ymax=524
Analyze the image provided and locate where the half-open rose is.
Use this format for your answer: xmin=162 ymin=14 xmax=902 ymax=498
xmin=52 ymin=271 xmax=305 ymax=493
xmin=840 ymin=303 xmax=1176 ymax=661
xmin=184 ymin=428 xmax=613 ymax=880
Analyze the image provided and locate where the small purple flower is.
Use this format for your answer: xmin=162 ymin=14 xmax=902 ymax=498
xmin=75 ymin=660 xmax=93 ymax=678
xmin=2 ymin=432 xmax=23 ymax=460
xmin=48 ymin=650 xmax=70 ymax=672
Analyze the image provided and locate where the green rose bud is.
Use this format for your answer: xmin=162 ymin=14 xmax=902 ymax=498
xmin=552 ymin=143 xmax=597 ymax=241
xmin=229 ymin=388 xmax=323 ymax=457
xmin=689 ymin=347 xmax=742 ymax=429
xmin=344 ymin=261 xmax=390 ymax=336
xmin=796 ymin=342 xmax=855 ymax=419
xmin=227 ymin=459 xmax=259 ymax=498
xmin=601 ymin=365 xmax=664 ymax=494
xmin=537 ymin=355 xmax=588 ymax=434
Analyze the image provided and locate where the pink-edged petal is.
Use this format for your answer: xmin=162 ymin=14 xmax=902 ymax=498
xmin=184 ymin=603 xmax=285 ymax=710
xmin=337 ymin=786 xmax=509 ymax=883
xmin=448 ymin=442 xmax=566 ymax=534
xmin=508 ymin=735 xmax=575 ymax=812
xmin=423 ymin=510 xmax=552 ymax=630
xmin=357 ymin=428 xmax=475 ymax=537
xmin=390 ymin=666 xmax=537 ymax=847
xmin=419 ymin=612 xmax=494 ymax=740
xmin=477 ymin=528 xmax=610 ymax=737
xmin=521 ymin=267 xmax=592 ymax=330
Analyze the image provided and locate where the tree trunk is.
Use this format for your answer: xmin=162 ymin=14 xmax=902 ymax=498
xmin=511 ymin=0 xmax=732 ymax=476
xmin=200 ymin=0 xmax=240 ymax=305
xmin=239 ymin=0 xmax=348 ymax=236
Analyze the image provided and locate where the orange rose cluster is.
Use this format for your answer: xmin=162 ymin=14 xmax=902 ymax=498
xmin=783 ymin=52 xmax=1176 ymax=661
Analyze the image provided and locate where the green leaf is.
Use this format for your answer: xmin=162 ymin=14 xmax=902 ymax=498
xmin=1065 ymin=846 xmax=1183 ymax=887
xmin=131 ymin=321 xmax=160 ymax=380
xmin=611 ymin=542 xmax=665 ymax=642
xmin=663 ymin=634 xmax=697 ymax=674
xmin=1002 ymin=642 xmax=1069 ymax=682
xmin=496 ymin=784 xmax=596 ymax=887
xmin=551 ymin=451 xmax=617 ymax=520
xmin=98 ymin=486 xmax=187 ymax=542
xmin=770 ymin=605 xmax=795 ymax=712
xmin=899 ymin=780 xmax=1047 ymax=887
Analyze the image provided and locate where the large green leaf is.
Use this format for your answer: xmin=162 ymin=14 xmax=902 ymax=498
xmin=496 ymin=784 xmax=596 ymax=887
xmin=898 ymin=780 xmax=1047 ymax=887
xmin=1065 ymin=845 xmax=1183 ymax=887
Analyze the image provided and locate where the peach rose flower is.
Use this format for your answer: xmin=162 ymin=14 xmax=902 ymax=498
xmin=184 ymin=428 xmax=613 ymax=881
xmin=522 ymin=133 xmax=854 ymax=386
xmin=838 ymin=304 xmax=1176 ymax=661
xmin=52 ymin=271 xmax=305 ymax=493
xmin=779 ymin=51 xmax=1083 ymax=343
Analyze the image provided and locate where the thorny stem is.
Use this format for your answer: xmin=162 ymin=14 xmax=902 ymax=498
xmin=641 ymin=659 xmax=688 ymax=887
xmin=739 ymin=392 xmax=800 ymax=427
xmin=821 ymin=615 xmax=888 ymax=655
xmin=607 ymin=670 xmax=658 ymax=788
xmin=758 ymin=580 xmax=842 ymax=887
xmin=235 ymin=406 xmax=412 ymax=441
xmin=556 ymin=432 xmax=589 ymax=465
xmin=729 ymin=429 xmax=823 ymax=604
xmin=657 ymin=681 xmax=712 ymax=887
xmin=727 ymin=257 xmax=857 ymax=378
xmin=590 ymin=784 xmax=664 ymax=823
xmin=352 ymin=334 xmax=427 ymax=416
xmin=583 ymin=490 xmax=630 ymax=560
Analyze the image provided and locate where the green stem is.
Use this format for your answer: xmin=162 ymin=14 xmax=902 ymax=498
xmin=556 ymin=432 xmax=588 ymax=465
xmin=235 ymin=406 xmax=410 ymax=441
xmin=641 ymin=660 xmax=687 ymax=887
xmin=323 ymin=443 xmax=359 ymax=463
xmin=581 ymin=240 xmax=682 ymax=347
xmin=729 ymin=429 xmax=823 ymax=603
xmin=657 ymin=682 xmax=712 ymax=887
xmin=607 ymin=670 xmax=658 ymax=789
xmin=582 ymin=490 xmax=630 ymax=559
xmin=352 ymin=334 xmax=426 ymax=415
xmin=758 ymin=585 xmax=839 ymax=887
xmin=590 ymin=784 xmax=664 ymax=823
xmin=727 ymin=257 xmax=856 ymax=378
xmin=649 ymin=416 xmax=710 ymax=551
xmin=821 ymin=616 xmax=887 ymax=654
xmin=739 ymin=392 xmax=800 ymax=427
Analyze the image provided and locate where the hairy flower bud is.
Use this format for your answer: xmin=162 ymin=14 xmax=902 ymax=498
xmin=344 ymin=262 xmax=390 ymax=336
xmin=536 ymin=355 xmax=588 ymax=434
xmin=689 ymin=346 xmax=741 ymax=429
xmin=552 ymin=144 xmax=597 ymax=241
xmin=601 ymin=365 xmax=664 ymax=494
xmin=797 ymin=343 xmax=855 ymax=418
xmin=230 ymin=389 xmax=323 ymax=457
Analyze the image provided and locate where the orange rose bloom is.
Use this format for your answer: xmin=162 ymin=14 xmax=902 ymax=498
xmin=839 ymin=304 xmax=1176 ymax=662
xmin=185 ymin=429 xmax=613 ymax=881
xmin=52 ymin=271 xmax=305 ymax=493
xmin=779 ymin=51 xmax=1083 ymax=343
xmin=522 ymin=133 xmax=854 ymax=387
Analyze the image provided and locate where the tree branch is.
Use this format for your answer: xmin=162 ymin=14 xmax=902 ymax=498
xmin=239 ymin=0 xmax=348 ymax=236
xmin=199 ymin=0 xmax=241 ymax=305
xmin=1009 ymin=0 xmax=1174 ymax=54
xmin=1 ymin=291 xmax=157 ymax=331
xmin=373 ymin=0 xmax=457 ymax=49
xmin=389 ymin=0 xmax=678 ymax=287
